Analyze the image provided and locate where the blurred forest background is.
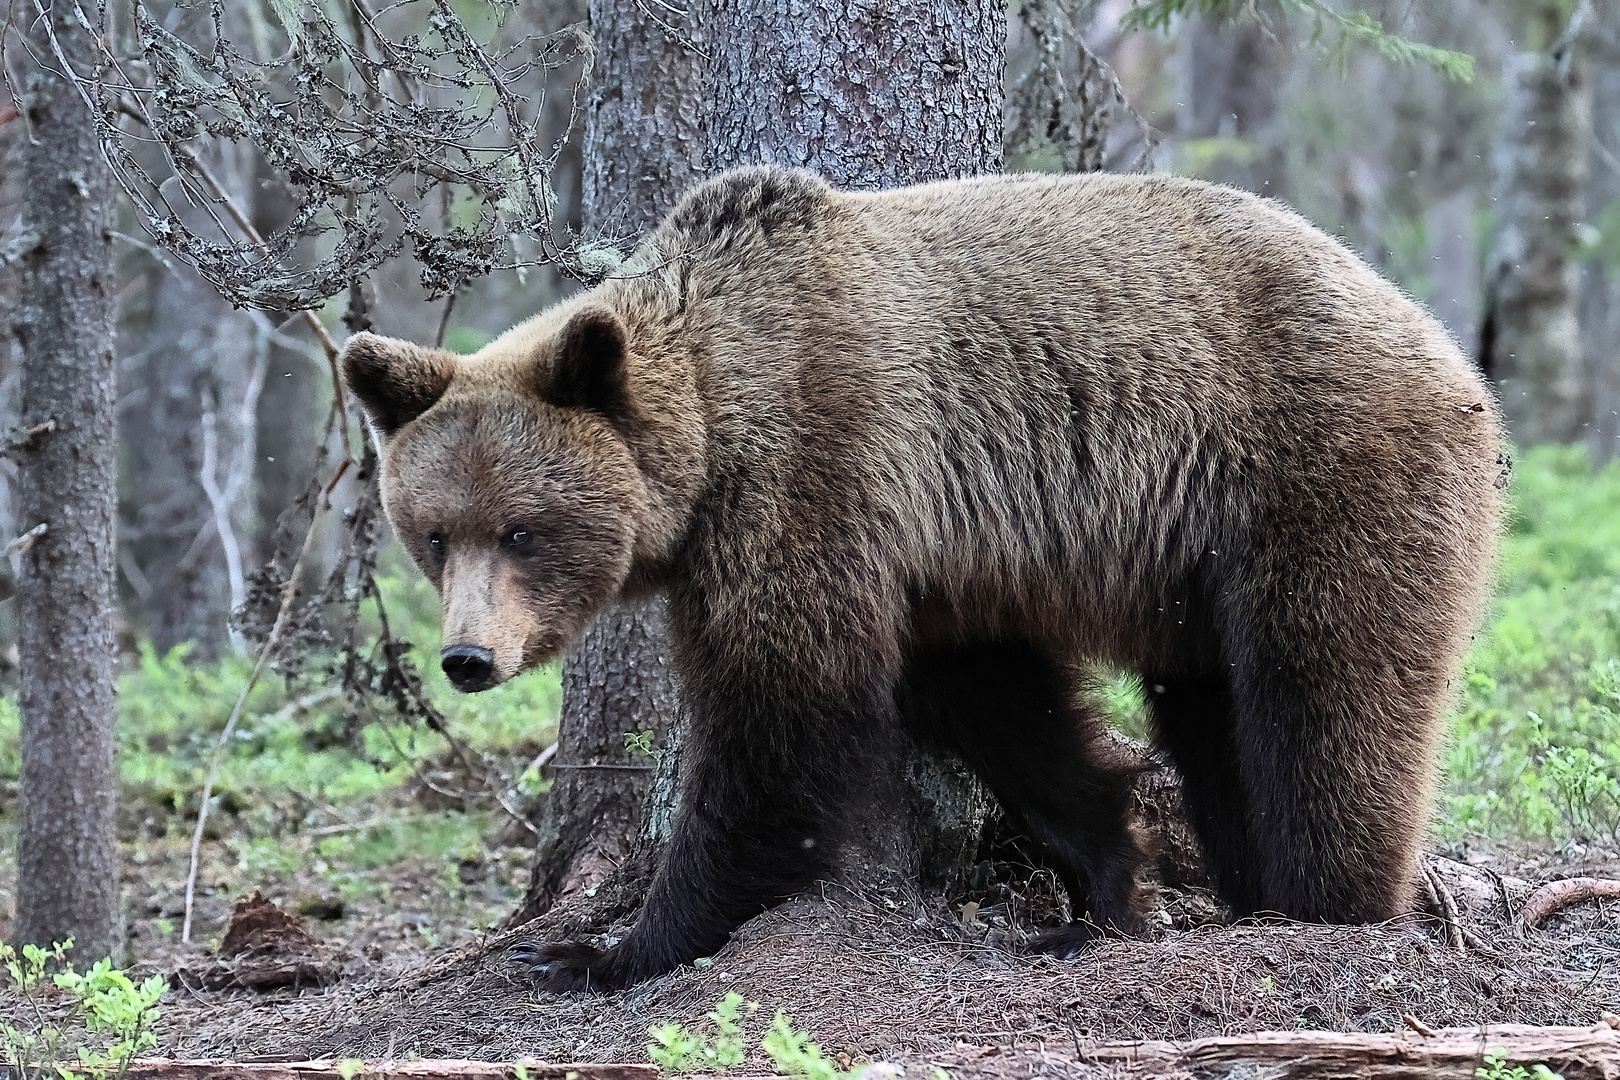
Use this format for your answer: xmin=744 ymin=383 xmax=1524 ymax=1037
xmin=0 ymin=0 xmax=1618 ymax=969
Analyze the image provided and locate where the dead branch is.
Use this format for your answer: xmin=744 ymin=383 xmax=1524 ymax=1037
xmin=38 ymin=1 xmax=594 ymax=310
xmin=4 ymin=522 xmax=48 ymax=558
xmin=1075 ymin=1024 xmax=1620 ymax=1080
xmin=1518 ymin=877 xmax=1620 ymax=931
xmin=0 ymin=418 xmax=57 ymax=457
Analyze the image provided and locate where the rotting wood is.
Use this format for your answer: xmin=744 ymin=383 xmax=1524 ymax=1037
xmin=123 ymin=1025 xmax=1620 ymax=1080
xmin=1070 ymin=1023 xmax=1620 ymax=1080
xmin=1518 ymin=877 xmax=1620 ymax=931
xmin=127 ymin=1061 xmax=658 ymax=1080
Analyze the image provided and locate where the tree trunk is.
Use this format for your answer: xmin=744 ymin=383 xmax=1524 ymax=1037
xmin=704 ymin=0 xmax=1004 ymax=191
xmin=511 ymin=0 xmax=704 ymax=924
xmin=699 ymin=0 xmax=1005 ymax=893
xmin=1481 ymin=1 xmax=1591 ymax=447
xmin=11 ymin=0 xmax=123 ymax=962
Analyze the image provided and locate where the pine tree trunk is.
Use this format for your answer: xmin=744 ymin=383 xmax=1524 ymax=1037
xmin=1481 ymin=2 xmax=1591 ymax=446
xmin=699 ymin=0 xmax=1005 ymax=892
xmin=11 ymin=0 xmax=123 ymax=963
xmin=511 ymin=0 xmax=703 ymax=923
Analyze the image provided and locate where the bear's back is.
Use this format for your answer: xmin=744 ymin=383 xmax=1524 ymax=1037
xmin=624 ymin=168 xmax=1502 ymax=661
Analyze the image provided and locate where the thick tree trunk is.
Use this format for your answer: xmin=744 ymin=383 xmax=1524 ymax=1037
xmin=512 ymin=0 xmax=703 ymax=923
xmin=704 ymin=0 xmax=1004 ymax=191
xmin=11 ymin=0 xmax=123 ymax=962
xmin=1481 ymin=2 xmax=1591 ymax=446
xmin=700 ymin=0 xmax=1005 ymax=893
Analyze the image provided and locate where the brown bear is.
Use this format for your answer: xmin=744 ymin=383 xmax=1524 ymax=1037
xmin=342 ymin=166 xmax=1506 ymax=992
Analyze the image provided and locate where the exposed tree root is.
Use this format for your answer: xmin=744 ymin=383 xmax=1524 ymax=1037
xmin=1518 ymin=877 xmax=1620 ymax=931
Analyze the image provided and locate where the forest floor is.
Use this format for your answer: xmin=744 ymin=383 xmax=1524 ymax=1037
xmin=6 ymin=828 xmax=1616 ymax=1078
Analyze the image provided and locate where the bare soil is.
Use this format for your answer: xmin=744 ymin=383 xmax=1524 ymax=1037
xmin=122 ymin=844 xmax=1620 ymax=1075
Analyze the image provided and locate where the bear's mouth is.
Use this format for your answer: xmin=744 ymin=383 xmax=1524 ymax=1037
xmin=520 ymin=629 xmax=567 ymax=673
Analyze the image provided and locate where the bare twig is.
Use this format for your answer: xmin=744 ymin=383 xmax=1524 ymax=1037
xmin=182 ymin=458 xmax=353 ymax=943
xmin=198 ymin=390 xmax=247 ymax=654
xmin=0 ymin=418 xmax=56 ymax=457
xmin=4 ymin=523 xmax=47 ymax=558
xmin=173 ymin=145 xmax=350 ymax=444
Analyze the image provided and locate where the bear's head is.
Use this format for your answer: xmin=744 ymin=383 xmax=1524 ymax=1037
xmin=341 ymin=303 xmax=656 ymax=692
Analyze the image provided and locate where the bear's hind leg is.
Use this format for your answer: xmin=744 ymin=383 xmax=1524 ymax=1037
xmin=1143 ymin=674 xmax=1263 ymax=914
xmin=1225 ymin=644 xmax=1440 ymax=923
xmin=897 ymin=642 xmax=1146 ymax=956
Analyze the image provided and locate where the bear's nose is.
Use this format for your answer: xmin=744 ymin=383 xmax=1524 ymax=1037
xmin=441 ymin=644 xmax=496 ymax=692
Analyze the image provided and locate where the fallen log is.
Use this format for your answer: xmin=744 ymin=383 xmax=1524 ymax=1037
xmin=127 ymin=1062 xmax=657 ymax=1080
xmin=124 ymin=1024 xmax=1620 ymax=1080
xmin=1071 ymin=1023 xmax=1620 ymax=1080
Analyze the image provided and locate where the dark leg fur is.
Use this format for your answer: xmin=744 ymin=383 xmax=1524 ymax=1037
xmin=513 ymin=676 xmax=885 ymax=992
xmin=1143 ymin=674 xmax=1264 ymax=914
xmin=897 ymin=642 xmax=1146 ymax=957
xmin=1223 ymin=645 xmax=1425 ymax=923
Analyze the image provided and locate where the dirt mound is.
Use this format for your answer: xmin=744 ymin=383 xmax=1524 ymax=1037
xmin=177 ymin=893 xmax=349 ymax=992
xmin=159 ymin=863 xmax=1616 ymax=1068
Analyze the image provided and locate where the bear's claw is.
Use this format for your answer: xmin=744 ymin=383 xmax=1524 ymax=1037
xmin=1024 ymin=921 xmax=1109 ymax=961
xmin=506 ymin=939 xmax=615 ymax=993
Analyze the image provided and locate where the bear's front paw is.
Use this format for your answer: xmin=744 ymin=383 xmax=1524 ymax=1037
xmin=506 ymin=939 xmax=622 ymax=993
xmin=1024 ymin=921 xmax=1110 ymax=961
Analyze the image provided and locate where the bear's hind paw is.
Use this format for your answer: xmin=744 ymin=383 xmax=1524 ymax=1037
xmin=1024 ymin=921 xmax=1111 ymax=961
xmin=506 ymin=939 xmax=618 ymax=994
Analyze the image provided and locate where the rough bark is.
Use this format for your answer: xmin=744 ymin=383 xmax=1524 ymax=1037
xmin=704 ymin=0 xmax=1004 ymax=191
xmin=699 ymin=0 xmax=1005 ymax=892
xmin=120 ymin=148 xmax=263 ymax=657
xmin=1481 ymin=2 xmax=1591 ymax=446
xmin=11 ymin=0 xmax=123 ymax=962
xmin=516 ymin=600 xmax=683 ymax=921
xmin=512 ymin=0 xmax=703 ymax=923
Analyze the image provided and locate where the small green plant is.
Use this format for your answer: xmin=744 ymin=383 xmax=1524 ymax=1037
xmin=760 ymin=1011 xmax=861 ymax=1080
xmin=1476 ymin=1049 xmax=1563 ymax=1080
xmin=624 ymin=730 xmax=657 ymax=757
xmin=647 ymin=992 xmax=756 ymax=1073
xmin=1 ymin=940 xmax=166 ymax=1080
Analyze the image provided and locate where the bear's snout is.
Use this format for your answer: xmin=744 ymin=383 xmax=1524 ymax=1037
xmin=441 ymin=643 xmax=497 ymax=692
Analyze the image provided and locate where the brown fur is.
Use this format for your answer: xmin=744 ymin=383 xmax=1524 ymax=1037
xmin=344 ymin=167 xmax=1506 ymax=990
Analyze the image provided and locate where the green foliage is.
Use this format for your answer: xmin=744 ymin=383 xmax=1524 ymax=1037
xmin=1442 ymin=446 xmax=1620 ymax=843
xmin=760 ymin=1011 xmax=861 ymax=1080
xmin=1 ymin=941 xmax=165 ymax=1080
xmin=1476 ymin=1049 xmax=1563 ymax=1080
xmin=1120 ymin=0 xmax=1473 ymax=82
xmin=648 ymin=993 xmax=756 ymax=1073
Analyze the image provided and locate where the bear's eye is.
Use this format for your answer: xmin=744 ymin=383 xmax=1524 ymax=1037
xmin=427 ymin=534 xmax=446 ymax=560
xmin=504 ymin=529 xmax=532 ymax=551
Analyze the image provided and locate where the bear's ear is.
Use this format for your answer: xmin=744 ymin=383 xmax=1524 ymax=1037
xmin=341 ymin=332 xmax=456 ymax=439
xmin=547 ymin=306 xmax=634 ymax=425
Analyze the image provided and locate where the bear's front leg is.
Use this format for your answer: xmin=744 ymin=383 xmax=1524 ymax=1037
xmin=510 ymin=677 xmax=886 ymax=992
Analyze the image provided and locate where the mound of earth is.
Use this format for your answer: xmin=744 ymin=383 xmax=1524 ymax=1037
xmin=154 ymin=853 xmax=1619 ymax=1072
